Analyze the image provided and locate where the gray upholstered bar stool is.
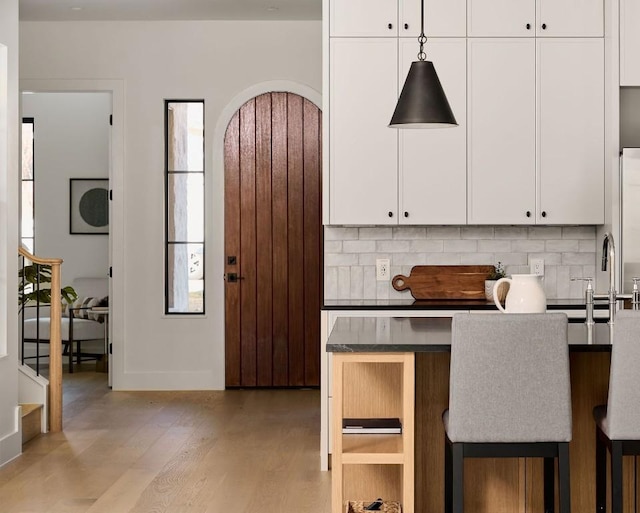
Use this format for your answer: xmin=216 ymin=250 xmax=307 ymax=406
xmin=594 ymin=310 xmax=640 ymax=513
xmin=443 ymin=313 xmax=572 ymax=513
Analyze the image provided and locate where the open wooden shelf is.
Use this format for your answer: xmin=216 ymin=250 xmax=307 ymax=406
xmin=342 ymin=433 xmax=403 ymax=456
xmin=332 ymin=352 xmax=415 ymax=513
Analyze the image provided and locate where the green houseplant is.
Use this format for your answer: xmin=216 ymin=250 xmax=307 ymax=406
xmin=487 ymin=262 xmax=506 ymax=281
xmin=485 ymin=262 xmax=507 ymax=302
xmin=19 ymin=264 xmax=78 ymax=313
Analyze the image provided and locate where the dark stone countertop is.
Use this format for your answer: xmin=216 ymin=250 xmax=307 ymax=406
xmin=326 ymin=316 xmax=613 ymax=353
xmin=322 ymin=298 xmax=605 ymax=310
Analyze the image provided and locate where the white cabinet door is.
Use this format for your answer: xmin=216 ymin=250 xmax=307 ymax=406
xmin=621 ymin=0 xmax=640 ymax=85
xmin=467 ymin=38 xmax=536 ymax=224
xmin=329 ymin=38 xmax=399 ymax=225
xmin=399 ymin=38 xmax=467 ymax=224
xmin=468 ymin=0 xmax=534 ymax=36
xmin=468 ymin=0 xmax=603 ymax=37
xmin=400 ymin=0 xmax=466 ymax=37
xmin=330 ymin=0 xmax=398 ymax=36
xmin=537 ymin=0 xmax=603 ymax=37
xmin=537 ymin=38 xmax=604 ymax=224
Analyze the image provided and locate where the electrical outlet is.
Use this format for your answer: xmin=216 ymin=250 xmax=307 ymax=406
xmin=376 ymin=259 xmax=390 ymax=281
xmin=531 ymin=258 xmax=545 ymax=276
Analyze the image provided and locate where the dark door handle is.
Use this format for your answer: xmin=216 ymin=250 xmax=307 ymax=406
xmin=225 ymin=273 xmax=245 ymax=283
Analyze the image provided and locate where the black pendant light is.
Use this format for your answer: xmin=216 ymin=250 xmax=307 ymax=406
xmin=389 ymin=0 xmax=457 ymax=128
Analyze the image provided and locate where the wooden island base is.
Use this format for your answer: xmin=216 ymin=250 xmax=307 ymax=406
xmin=415 ymin=352 xmax=639 ymax=513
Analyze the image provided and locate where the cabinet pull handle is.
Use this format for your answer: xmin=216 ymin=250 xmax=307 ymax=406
xmin=388 ymin=211 xmax=394 ymax=218
xmin=541 ymin=211 xmax=547 ymax=218
xmin=404 ymin=23 xmax=409 ymax=30
xmin=541 ymin=23 xmax=547 ymax=30
xmin=526 ymin=211 xmax=532 ymax=218
xmin=404 ymin=211 xmax=409 ymax=218
xmin=526 ymin=23 xmax=531 ymax=30
xmin=388 ymin=23 xmax=393 ymax=30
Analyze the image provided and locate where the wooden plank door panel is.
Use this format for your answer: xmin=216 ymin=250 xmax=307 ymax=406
xmin=225 ymin=92 xmax=322 ymax=388
xmin=255 ymin=94 xmax=273 ymax=387
xmin=239 ymin=100 xmax=257 ymax=387
xmin=287 ymin=93 xmax=305 ymax=387
xmin=271 ymin=93 xmax=290 ymax=387
xmin=303 ymin=99 xmax=322 ymax=386
xmin=224 ymin=112 xmax=241 ymax=387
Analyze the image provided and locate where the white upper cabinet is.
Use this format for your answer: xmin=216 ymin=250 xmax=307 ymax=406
xmin=468 ymin=0 xmax=603 ymax=37
xmin=327 ymin=0 xmax=605 ymax=226
xmin=399 ymin=38 xmax=467 ymax=224
xmin=400 ymin=0 xmax=466 ymax=37
xmin=468 ymin=0 xmax=535 ymax=36
xmin=329 ymin=38 xmax=399 ymax=225
xmin=330 ymin=0 xmax=466 ymax=37
xmin=620 ymin=0 xmax=640 ymax=85
xmin=330 ymin=0 xmax=398 ymax=36
xmin=537 ymin=39 xmax=604 ymax=224
xmin=537 ymin=0 xmax=603 ymax=37
xmin=467 ymin=37 xmax=605 ymax=225
xmin=467 ymin=39 xmax=537 ymax=224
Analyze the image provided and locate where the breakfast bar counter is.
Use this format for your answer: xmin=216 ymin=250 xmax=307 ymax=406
xmin=326 ymin=316 xmax=613 ymax=353
xmin=326 ymin=316 xmax=631 ymax=513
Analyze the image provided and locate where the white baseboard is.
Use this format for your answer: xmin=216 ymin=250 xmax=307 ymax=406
xmin=114 ymin=370 xmax=223 ymax=391
xmin=0 ymin=406 xmax=21 ymax=468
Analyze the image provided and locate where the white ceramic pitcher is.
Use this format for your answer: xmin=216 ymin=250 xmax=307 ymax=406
xmin=493 ymin=274 xmax=546 ymax=313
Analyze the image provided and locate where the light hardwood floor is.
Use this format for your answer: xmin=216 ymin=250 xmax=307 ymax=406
xmin=0 ymin=369 xmax=331 ymax=513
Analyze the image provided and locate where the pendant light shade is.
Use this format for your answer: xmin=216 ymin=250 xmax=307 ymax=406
xmin=389 ymin=0 xmax=457 ymax=128
xmin=389 ymin=60 xmax=457 ymax=128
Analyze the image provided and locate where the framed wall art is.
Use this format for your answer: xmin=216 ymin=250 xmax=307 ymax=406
xmin=69 ymin=178 xmax=109 ymax=234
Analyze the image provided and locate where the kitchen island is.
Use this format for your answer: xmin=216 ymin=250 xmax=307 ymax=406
xmin=327 ymin=316 xmax=631 ymax=513
xmin=320 ymin=300 xmax=610 ymax=471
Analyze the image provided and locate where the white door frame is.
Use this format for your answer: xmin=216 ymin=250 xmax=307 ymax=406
xmin=19 ymin=79 xmax=124 ymax=388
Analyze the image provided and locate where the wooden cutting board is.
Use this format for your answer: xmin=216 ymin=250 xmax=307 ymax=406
xmin=391 ymin=265 xmax=494 ymax=300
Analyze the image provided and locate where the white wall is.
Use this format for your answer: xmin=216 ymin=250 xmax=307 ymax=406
xmin=0 ymin=0 xmax=21 ymax=467
xmin=19 ymin=20 xmax=322 ymax=390
xmin=21 ymin=92 xmax=110 ymax=285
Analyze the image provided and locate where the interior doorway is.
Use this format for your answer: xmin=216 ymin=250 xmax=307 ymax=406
xmin=224 ymin=92 xmax=323 ymax=388
xmin=20 ymin=91 xmax=113 ymax=381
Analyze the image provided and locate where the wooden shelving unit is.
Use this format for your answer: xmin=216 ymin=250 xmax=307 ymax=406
xmin=332 ymin=352 xmax=415 ymax=513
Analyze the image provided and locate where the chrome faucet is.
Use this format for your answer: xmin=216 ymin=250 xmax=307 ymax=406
xmin=602 ymin=232 xmax=617 ymax=325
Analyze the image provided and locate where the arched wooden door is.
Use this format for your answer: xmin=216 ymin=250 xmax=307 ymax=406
xmin=224 ymin=92 xmax=322 ymax=388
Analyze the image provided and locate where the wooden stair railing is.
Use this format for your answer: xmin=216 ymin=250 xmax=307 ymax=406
xmin=19 ymin=246 xmax=64 ymax=433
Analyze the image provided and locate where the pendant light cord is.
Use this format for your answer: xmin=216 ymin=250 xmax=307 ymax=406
xmin=418 ymin=0 xmax=427 ymax=61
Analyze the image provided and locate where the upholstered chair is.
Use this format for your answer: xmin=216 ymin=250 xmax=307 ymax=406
xmin=443 ymin=312 xmax=572 ymax=513
xmin=22 ymin=277 xmax=108 ymax=373
xmin=594 ymin=310 xmax=640 ymax=513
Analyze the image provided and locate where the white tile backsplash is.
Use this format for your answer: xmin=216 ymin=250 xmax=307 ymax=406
xmin=528 ymin=227 xmax=563 ymax=239
xmin=495 ymin=227 xmax=528 ymax=239
xmin=562 ymin=226 xmax=596 ymax=239
xmin=478 ymin=239 xmax=512 ymax=253
xmin=343 ymin=240 xmax=376 ymax=253
xmin=443 ymin=239 xmax=478 ymax=252
xmin=324 ymin=225 xmax=597 ymax=300
xmin=410 ymin=239 xmax=444 ymax=252
xmin=546 ymin=240 xmax=580 ymax=252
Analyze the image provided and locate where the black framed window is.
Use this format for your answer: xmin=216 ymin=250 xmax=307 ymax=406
xmin=21 ymin=117 xmax=35 ymax=252
xmin=164 ymin=100 xmax=205 ymax=314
